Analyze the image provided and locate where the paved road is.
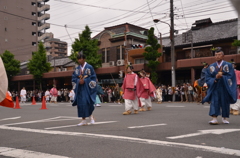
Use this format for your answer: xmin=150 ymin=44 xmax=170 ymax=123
xmin=0 ymin=101 xmax=239 ymax=158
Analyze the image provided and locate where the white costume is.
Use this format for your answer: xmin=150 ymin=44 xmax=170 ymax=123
xmin=0 ymin=57 xmax=8 ymax=102
xmin=45 ymin=90 xmax=50 ymax=102
xmin=20 ymin=89 xmax=27 ymax=102
xmin=155 ymin=88 xmax=162 ymax=102
xmin=68 ymin=90 xmax=75 ymax=102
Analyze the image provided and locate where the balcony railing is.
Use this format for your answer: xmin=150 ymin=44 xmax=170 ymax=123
xmin=38 ymin=23 xmax=50 ymax=31
xmin=44 ymin=42 xmax=51 ymax=48
xmin=37 ymin=4 xmax=50 ymax=12
xmin=38 ymin=13 xmax=50 ymax=21
xmin=38 ymin=32 xmax=53 ymax=41
xmin=37 ymin=0 xmax=49 ymax=2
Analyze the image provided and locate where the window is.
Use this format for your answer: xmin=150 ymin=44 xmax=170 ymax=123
xmin=101 ymin=48 xmax=105 ymax=62
xmin=106 ymin=48 xmax=110 ymax=62
xmin=135 ymin=58 xmax=148 ymax=64
xmin=117 ymin=45 xmax=125 ymax=60
xmin=117 ymin=46 xmax=121 ymax=60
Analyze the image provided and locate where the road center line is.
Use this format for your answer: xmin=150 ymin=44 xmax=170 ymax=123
xmin=0 ymin=125 xmax=239 ymax=157
xmin=45 ymin=121 xmax=118 ymax=130
xmin=1 ymin=117 xmax=78 ymax=126
xmin=0 ymin=147 xmax=70 ymax=158
xmin=166 ymin=105 xmax=185 ymax=107
xmin=128 ymin=124 xmax=166 ymax=129
xmin=0 ymin=116 xmax=21 ymax=121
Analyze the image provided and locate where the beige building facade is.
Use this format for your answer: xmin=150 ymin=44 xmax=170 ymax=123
xmin=0 ymin=0 xmax=51 ymax=62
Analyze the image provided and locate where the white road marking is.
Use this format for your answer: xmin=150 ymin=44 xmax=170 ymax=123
xmin=0 ymin=126 xmax=239 ymax=157
xmin=128 ymin=124 xmax=166 ymax=129
xmin=1 ymin=116 xmax=79 ymax=126
xmin=0 ymin=116 xmax=21 ymax=121
xmin=167 ymin=129 xmax=240 ymax=139
xmin=109 ymin=105 xmax=122 ymax=106
xmin=166 ymin=105 xmax=185 ymax=107
xmin=203 ymin=106 xmax=209 ymax=108
xmin=0 ymin=147 xmax=70 ymax=158
xmin=45 ymin=121 xmax=118 ymax=130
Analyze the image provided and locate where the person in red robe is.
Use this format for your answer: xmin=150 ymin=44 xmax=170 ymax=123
xmin=121 ymin=65 xmax=142 ymax=115
xmin=138 ymin=69 xmax=156 ymax=111
xmin=230 ymin=60 xmax=240 ymax=115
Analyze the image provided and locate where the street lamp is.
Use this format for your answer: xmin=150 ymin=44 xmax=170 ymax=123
xmin=153 ymin=19 xmax=176 ymax=101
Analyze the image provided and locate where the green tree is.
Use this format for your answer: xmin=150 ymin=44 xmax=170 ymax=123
xmin=27 ymin=42 xmax=51 ymax=90
xmin=0 ymin=50 xmax=20 ymax=84
xmin=232 ymin=39 xmax=240 ymax=47
xmin=70 ymin=25 xmax=102 ymax=68
xmin=143 ymin=27 xmax=161 ymax=84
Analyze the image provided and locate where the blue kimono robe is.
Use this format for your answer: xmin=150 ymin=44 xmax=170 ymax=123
xmin=202 ymin=61 xmax=237 ymax=117
xmin=72 ymin=62 xmax=97 ymax=118
xmin=198 ymin=67 xmax=207 ymax=87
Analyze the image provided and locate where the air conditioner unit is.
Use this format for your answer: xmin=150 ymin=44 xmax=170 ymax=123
xmin=63 ymin=68 xmax=67 ymax=71
xmin=117 ymin=59 xmax=124 ymax=66
xmin=109 ymin=61 xmax=115 ymax=66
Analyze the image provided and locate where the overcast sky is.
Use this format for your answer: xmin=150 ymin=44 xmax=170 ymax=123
xmin=47 ymin=0 xmax=238 ymax=55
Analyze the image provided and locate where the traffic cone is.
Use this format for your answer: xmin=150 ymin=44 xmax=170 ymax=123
xmin=32 ymin=97 xmax=36 ymax=105
xmin=14 ymin=96 xmax=21 ymax=109
xmin=40 ymin=96 xmax=47 ymax=109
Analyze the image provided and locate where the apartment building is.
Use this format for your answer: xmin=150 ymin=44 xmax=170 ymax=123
xmin=45 ymin=37 xmax=68 ymax=58
xmin=0 ymin=0 xmax=52 ymax=62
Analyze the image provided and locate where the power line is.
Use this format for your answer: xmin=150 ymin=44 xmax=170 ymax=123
xmin=54 ymin=0 xmax=162 ymax=14
xmin=179 ymin=0 xmax=188 ymax=29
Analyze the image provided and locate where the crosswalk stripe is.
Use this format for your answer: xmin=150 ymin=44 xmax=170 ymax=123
xmin=0 ymin=125 xmax=240 ymax=157
xmin=0 ymin=147 xmax=70 ymax=158
xmin=128 ymin=124 xmax=166 ymax=129
xmin=45 ymin=121 xmax=118 ymax=130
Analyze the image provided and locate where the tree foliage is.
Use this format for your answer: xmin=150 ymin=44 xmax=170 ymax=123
xmin=232 ymin=39 xmax=240 ymax=47
xmin=70 ymin=25 xmax=102 ymax=68
xmin=143 ymin=27 xmax=162 ymax=84
xmin=0 ymin=50 xmax=20 ymax=83
xmin=27 ymin=42 xmax=51 ymax=90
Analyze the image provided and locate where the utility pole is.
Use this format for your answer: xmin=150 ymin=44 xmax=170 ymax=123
xmin=124 ymin=30 xmax=128 ymax=76
xmin=170 ymin=0 xmax=176 ymax=101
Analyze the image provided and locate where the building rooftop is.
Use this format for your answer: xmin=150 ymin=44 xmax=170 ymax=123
xmin=93 ymin=23 xmax=148 ymax=40
xmin=49 ymin=57 xmax=74 ymax=67
xmin=162 ymin=18 xmax=238 ymax=47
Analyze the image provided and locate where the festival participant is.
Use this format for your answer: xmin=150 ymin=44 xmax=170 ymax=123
xmin=68 ymin=88 xmax=75 ymax=103
xmin=72 ymin=51 xmax=97 ymax=125
xmin=198 ymin=62 xmax=209 ymax=87
xmin=138 ymin=69 xmax=156 ymax=111
xmin=121 ymin=64 xmax=141 ymax=115
xmin=230 ymin=60 xmax=240 ymax=115
xmin=45 ymin=89 xmax=50 ymax=103
xmin=155 ymin=86 xmax=162 ymax=104
xmin=202 ymin=48 xmax=237 ymax=124
xmin=50 ymin=85 xmax=58 ymax=103
xmin=20 ymin=87 xmax=27 ymax=104
xmin=95 ymin=80 xmax=104 ymax=107
xmin=0 ymin=57 xmax=14 ymax=108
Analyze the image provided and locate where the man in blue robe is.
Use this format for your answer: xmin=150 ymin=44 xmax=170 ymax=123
xmin=72 ymin=51 xmax=97 ymax=126
xmin=202 ymin=48 xmax=237 ymax=125
xmin=198 ymin=62 xmax=209 ymax=87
